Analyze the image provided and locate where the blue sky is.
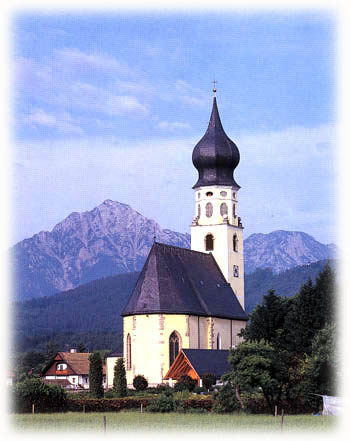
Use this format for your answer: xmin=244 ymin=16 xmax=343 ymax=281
xmin=11 ymin=10 xmax=337 ymax=245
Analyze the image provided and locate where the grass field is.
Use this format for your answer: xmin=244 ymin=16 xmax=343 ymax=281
xmin=10 ymin=412 xmax=337 ymax=434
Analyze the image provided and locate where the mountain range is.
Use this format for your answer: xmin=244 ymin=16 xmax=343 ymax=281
xmin=11 ymin=199 xmax=336 ymax=301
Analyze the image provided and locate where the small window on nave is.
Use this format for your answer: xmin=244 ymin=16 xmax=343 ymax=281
xmin=216 ymin=333 xmax=222 ymax=350
xmin=169 ymin=331 xmax=180 ymax=367
xmin=233 ymin=265 xmax=239 ymax=278
xmin=233 ymin=203 xmax=236 ymax=218
xmin=206 ymin=202 xmax=213 ymax=217
xmin=205 ymin=234 xmax=214 ymax=251
xmin=126 ymin=334 xmax=132 ymax=370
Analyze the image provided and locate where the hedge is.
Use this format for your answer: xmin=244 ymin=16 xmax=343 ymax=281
xmin=66 ymin=398 xmax=214 ymax=413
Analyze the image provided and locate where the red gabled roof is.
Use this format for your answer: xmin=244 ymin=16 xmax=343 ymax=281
xmin=41 ymin=352 xmax=107 ymax=376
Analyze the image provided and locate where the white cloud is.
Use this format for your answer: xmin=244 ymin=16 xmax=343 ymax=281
xmin=156 ymin=121 xmax=191 ymax=131
xmin=22 ymin=108 xmax=84 ymax=135
xmin=160 ymin=80 xmax=209 ymax=107
xmin=54 ymin=47 xmax=131 ymax=76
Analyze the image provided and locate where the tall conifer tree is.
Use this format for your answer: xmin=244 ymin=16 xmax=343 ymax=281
xmin=89 ymin=352 xmax=104 ymax=398
xmin=113 ymin=358 xmax=127 ymax=397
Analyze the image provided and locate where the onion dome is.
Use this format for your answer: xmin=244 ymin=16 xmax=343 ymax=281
xmin=192 ymin=96 xmax=240 ymax=189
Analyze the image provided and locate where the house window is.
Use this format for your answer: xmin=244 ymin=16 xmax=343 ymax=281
xmin=233 ymin=234 xmax=238 ymax=252
xmin=126 ymin=334 xmax=132 ymax=370
xmin=169 ymin=331 xmax=180 ymax=367
xmin=205 ymin=234 xmax=214 ymax=251
xmin=197 ymin=204 xmax=201 ymax=218
xmin=220 ymin=203 xmax=228 ymax=216
xmin=233 ymin=265 xmax=239 ymax=277
xmin=216 ymin=333 xmax=222 ymax=350
xmin=72 ymin=377 xmax=76 ymax=383
xmin=56 ymin=363 xmax=67 ymax=371
xmin=206 ymin=202 xmax=213 ymax=217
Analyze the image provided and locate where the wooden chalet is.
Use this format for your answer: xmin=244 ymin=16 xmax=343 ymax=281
xmin=40 ymin=350 xmax=106 ymax=390
xmin=164 ymin=349 xmax=231 ymax=387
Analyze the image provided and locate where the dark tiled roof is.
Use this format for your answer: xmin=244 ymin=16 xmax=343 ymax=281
xmin=122 ymin=242 xmax=247 ymax=321
xmin=183 ymin=349 xmax=231 ymax=379
xmin=192 ymin=97 xmax=240 ymax=189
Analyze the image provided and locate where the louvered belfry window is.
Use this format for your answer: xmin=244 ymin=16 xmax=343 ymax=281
xmin=220 ymin=202 xmax=228 ymax=216
xmin=233 ymin=234 xmax=238 ymax=252
xmin=169 ymin=331 xmax=180 ymax=367
xmin=206 ymin=202 xmax=213 ymax=217
xmin=205 ymin=234 xmax=214 ymax=251
xmin=126 ymin=334 xmax=132 ymax=370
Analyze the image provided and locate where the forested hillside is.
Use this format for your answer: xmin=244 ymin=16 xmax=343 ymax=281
xmin=12 ymin=259 xmax=336 ymax=353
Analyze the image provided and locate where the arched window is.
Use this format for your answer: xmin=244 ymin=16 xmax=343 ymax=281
xmin=197 ymin=204 xmax=201 ymax=218
xmin=220 ymin=203 xmax=228 ymax=216
xmin=205 ymin=234 xmax=214 ymax=251
xmin=169 ymin=331 xmax=180 ymax=367
xmin=233 ymin=204 xmax=236 ymax=218
xmin=126 ymin=334 xmax=132 ymax=370
xmin=216 ymin=333 xmax=222 ymax=350
xmin=233 ymin=234 xmax=238 ymax=252
xmin=205 ymin=202 xmax=213 ymax=217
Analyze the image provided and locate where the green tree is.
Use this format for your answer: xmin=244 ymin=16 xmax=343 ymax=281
xmin=89 ymin=352 xmax=104 ymax=398
xmin=224 ymin=341 xmax=289 ymax=414
xmin=212 ymin=383 xmax=240 ymax=413
xmin=133 ymin=375 xmax=148 ymax=391
xmin=12 ymin=378 xmax=67 ymax=413
xmin=113 ymin=358 xmax=127 ymax=397
xmin=45 ymin=339 xmax=59 ymax=362
xmin=201 ymin=373 xmax=216 ymax=392
xmin=304 ymin=323 xmax=338 ymax=396
xmin=284 ymin=265 xmax=335 ymax=355
xmin=77 ymin=342 xmax=86 ymax=352
xmin=240 ymin=290 xmax=291 ymax=346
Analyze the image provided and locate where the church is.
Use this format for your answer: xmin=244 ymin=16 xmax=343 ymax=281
xmin=121 ymin=87 xmax=248 ymax=387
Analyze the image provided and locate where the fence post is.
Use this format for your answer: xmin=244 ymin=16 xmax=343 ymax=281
xmin=141 ymin=403 xmax=143 ymax=413
xmin=103 ymin=415 xmax=106 ymax=434
xmin=280 ymin=409 xmax=284 ymax=431
xmin=32 ymin=403 xmax=35 ymax=415
xmin=274 ymin=405 xmax=277 ymax=417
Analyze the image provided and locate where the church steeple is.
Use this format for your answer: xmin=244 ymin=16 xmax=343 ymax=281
xmin=190 ymin=90 xmax=245 ymax=309
xmin=192 ymin=95 xmax=240 ymax=189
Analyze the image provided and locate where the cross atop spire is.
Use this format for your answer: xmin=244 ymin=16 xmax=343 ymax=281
xmin=212 ymin=79 xmax=217 ymax=97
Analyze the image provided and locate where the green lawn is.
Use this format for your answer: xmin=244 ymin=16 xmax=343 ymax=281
xmin=10 ymin=412 xmax=337 ymax=433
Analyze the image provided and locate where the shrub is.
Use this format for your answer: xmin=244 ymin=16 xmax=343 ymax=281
xmin=174 ymin=375 xmax=196 ymax=392
xmin=146 ymin=394 xmax=177 ymax=413
xmin=133 ymin=375 xmax=148 ymax=391
xmin=201 ymin=373 xmax=217 ymax=391
xmin=12 ymin=378 xmax=67 ymax=413
xmin=212 ymin=384 xmax=240 ymax=413
xmin=193 ymin=386 xmax=208 ymax=394
xmin=113 ymin=358 xmax=127 ymax=398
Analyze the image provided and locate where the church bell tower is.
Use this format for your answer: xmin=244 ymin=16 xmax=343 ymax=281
xmin=190 ymin=87 xmax=245 ymax=309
